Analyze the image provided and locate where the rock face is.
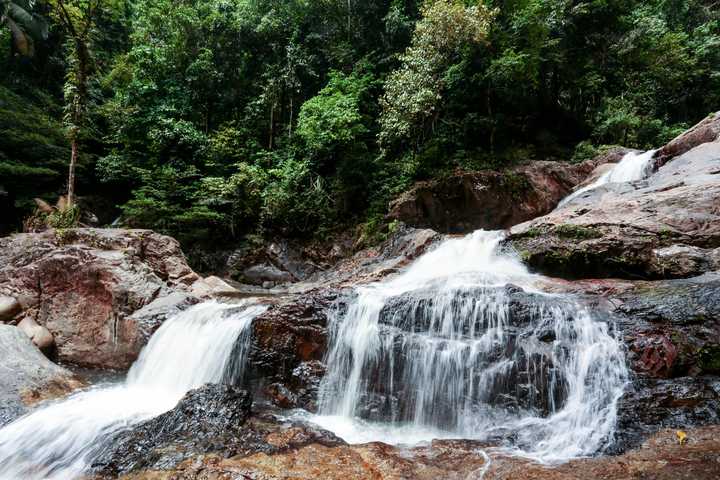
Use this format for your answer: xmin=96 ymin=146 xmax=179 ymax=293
xmin=245 ymin=290 xmax=341 ymax=411
xmin=386 ymin=156 xmax=620 ymax=233
xmin=0 ymin=325 xmax=82 ymax=426
xmin=93 ymin=384 xmax=344 ymax=477
xmin=0 ymin=228 xmax=200 ymax=369
xmin=509 ymin=141 xmax=720 ymax=279
xmin=654 ymin=111 xmax=720 ymax=168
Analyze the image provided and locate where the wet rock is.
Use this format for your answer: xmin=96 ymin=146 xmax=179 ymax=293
xmin=611 ymin=273 xmax=720 ymax=377
xmin=93 ymin=384 xmax=344 ymax=477
xmin=0 ymin=295 xmax=20 ymax=322
xmin=93 ymin=384 xmax=253 ymax=475
xmin=509 ymin=140 xmax=720 ymax=279
xmin=127 ymin=292 xmax=201 ymax=343
xmin=387 ymin=158 xmax=615 ymax=233
xmin=0 ymin=325 xmax=82 ymax=427
xmin=245 ymin=291 xmax=342 ymax=410
xmin=0 ymin=228 xmax=200 ymax=369
xmin=611 ymin=376 xmax=720 ymax=454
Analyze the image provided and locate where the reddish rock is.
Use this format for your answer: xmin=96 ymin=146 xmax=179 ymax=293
xmin=386 ymin=156 xmax=617 ymax=233
xmin=654 ymin=111 xmax=720 ymax=168
xmin=0 ymin=228 xmax=200 ymax=369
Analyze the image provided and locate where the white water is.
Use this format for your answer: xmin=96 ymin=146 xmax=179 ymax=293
xmin=0 ymin=153 xmax=652 ymax=476
xmin=558 ymin=149 xmax=657 ymax=207
xmin=0 ymin=301 xmax=266 ymax=480
xmin=310 ymin=230 xmax=628 ymax=463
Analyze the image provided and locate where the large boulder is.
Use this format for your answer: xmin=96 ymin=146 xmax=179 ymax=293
xmin=386 ymin=156 xmax=620 ymax=234
xmin=509 ymin=141 xmax=720 ymax=279
xmin=0 ymin=325 xmax=82 ymax=426
xmin=0 ymin=228 xmax=200 ymax=369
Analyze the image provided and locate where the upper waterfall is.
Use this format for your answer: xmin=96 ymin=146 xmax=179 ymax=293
xmin=558 ymin=149 xmax=657 ymax=207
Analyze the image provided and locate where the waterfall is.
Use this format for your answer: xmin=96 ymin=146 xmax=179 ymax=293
xmin=0 ymin=301 xmax=267 ymax=480
xmin=558 ymin=149 xmax=657 ymax=207
xmin=310 ymin=231 xmax=628 ymax=463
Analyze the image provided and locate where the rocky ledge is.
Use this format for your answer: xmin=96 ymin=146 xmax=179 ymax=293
xmin=96 ymin=385 xmax=720 ymax=480
xmin=0 ymin=228 xmax=201 ymax=369
xmin=386 ymin=152 xmax=625 ymax=233
xmin=509 ymin=113 xmax=720 ymax=280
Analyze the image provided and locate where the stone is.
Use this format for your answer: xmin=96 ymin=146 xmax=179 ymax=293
xmin=92 ymin=384 xmax=344 ymax=477
xmin=190 ymin=275 xmax=239 ymax=297
xmin=0 ymin=228 xmax=200 ymax=369
xmin=0 ymin=295 xmax=20 ymax=322
xmin=509 ymin=141 xmax=720 ymax=279
xmin=386 ymin=156 xmax=617 ymax=233
xmin=654 ymin=111 xmax=720 ymax=168
xmin=127 ymin=292 xmax=201 ymax=344
xmin=17 ymin=317 xmax=54 ymax=353
xmin=0 ymin=325 xmax=82 ymax=427
xmin=245 ymin=290 xmax=340 ymax=410
xmin=242 ymin=263 xmax=294 ymax=285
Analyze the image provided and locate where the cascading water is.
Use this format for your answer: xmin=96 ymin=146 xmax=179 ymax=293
xmin=0 ymin=301 xmax=266 ymax=480
xmin=558 ymin=149 xmax=657 ymax=207
xmin=309 ymin=231 xmax=628 ymax=463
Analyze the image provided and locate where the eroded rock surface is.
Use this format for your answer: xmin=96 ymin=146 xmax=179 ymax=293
xmin=0 ymin=228 xmax=200 ymax=369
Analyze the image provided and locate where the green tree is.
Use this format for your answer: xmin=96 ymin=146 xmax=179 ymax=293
xmin=379 ymin=0 xmax=494 ymax=151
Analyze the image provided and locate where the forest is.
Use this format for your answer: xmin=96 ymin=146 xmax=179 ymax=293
xmin=2 ymin=0 xmax=719 ymax=251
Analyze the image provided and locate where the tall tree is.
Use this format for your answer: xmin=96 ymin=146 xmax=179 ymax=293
xmin=51 ymin=0 xmax=110 ymax=207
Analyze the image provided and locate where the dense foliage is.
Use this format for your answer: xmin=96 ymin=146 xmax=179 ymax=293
xmin=2 ymin=0 xmax=719 ymax=246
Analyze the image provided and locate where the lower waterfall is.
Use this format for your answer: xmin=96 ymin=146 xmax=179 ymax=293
xmin=0 ymin=301 xmax=267 ymax=480
xmin=310 ymin=230 xmax=628 ymax=463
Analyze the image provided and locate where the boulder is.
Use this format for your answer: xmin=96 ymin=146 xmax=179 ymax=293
xmin=93 ymin=384 xmax=344 ymax=477
xmin=17 ymin=317 xmax=54 ymax=353
xmin=386 ymin=156 xmax=617 ymax=234
xmin=245 ymin=290 xmax=341 ymax=410
xmin=242 ymin=263 xmax=294 ymax=285
xmin=0 ymin=295 xmax=20 ymax=322
xmin=509 ymin=141 xmax=720 ymax=279
xmin=0 ymin=325 xmax=82 ymax=426
xmin=190 ymin=275 xmax=239 ymax=297
xmin=0 ymin=228 xmax=200 ymax=369
xmin=126 ymin=292 xmax=201 ymax=343
xmin=611 ymin=273 xmax=720 ymax=378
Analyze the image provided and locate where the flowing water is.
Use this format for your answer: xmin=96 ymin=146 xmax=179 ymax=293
xmin=0 ymin=153 xmax=655 ymax=477
xmin=309 ymin=230 xmax=628 ymax=463
xmin=558 ymin=149 xmax=657 ymax=207
xmin=0 ymin=301 xmax=266 ymax=480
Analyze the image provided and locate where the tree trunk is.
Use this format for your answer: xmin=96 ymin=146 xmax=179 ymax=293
xmin=66 ymin=40 xmax=89 ymax=208
xmin=67 ymin=136 xmax=78 ymax=207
